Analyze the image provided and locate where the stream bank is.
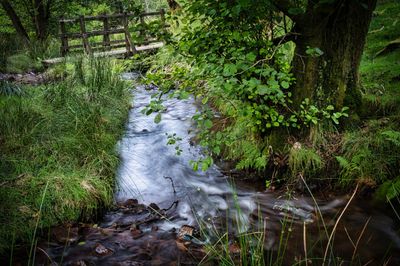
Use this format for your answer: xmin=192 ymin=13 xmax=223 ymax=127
xmin=12 ymin=73 xmax=400 ymax=265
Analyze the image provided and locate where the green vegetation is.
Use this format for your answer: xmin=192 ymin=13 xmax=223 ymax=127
xmin=1 ymin=0 xmax=399 ymax=264
xmin=0 ymin=57 xmax=130 ymax=253
xmin=142 ymin=0 xmax=400 ymax=201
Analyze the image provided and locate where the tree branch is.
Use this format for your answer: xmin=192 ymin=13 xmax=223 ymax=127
xmin=0 ymin=0 xmax=30 ymax=43
xmin=269 ymin=0 xmax=303 ymax=23
xmin=272 ymin=32 xmax=300 ymax=46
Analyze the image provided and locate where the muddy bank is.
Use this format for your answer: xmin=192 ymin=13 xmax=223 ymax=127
xmin=20 ymin=200 xmax=206 ymax=266
xmin=0 ymin=72 xmax=48 ymax=85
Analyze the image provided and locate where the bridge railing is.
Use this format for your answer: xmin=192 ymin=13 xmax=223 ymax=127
xmin=59 ymin=10 xmax=166 ymax=57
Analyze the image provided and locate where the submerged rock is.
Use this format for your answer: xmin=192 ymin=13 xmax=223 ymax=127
xmin=94 ymin=243 xmax=113 ymax=256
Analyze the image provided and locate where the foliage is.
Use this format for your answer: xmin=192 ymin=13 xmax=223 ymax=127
xmin=145 ymin=0 xmax=348 ymax=173
xmin=336 ymin=120 xmax=400 ymax=199
xmin=6 ymin=53 xmax=43 ymax=74
xmin=288 ymin=146 xmax=324 ymax=178
xmin=0 ymin=57 xmax=130 ymax=254
xmin=360 ymin=0 xmax=400 ymax=116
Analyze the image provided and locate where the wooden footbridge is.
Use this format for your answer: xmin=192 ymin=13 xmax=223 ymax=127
xmin=43 ymin=10 xmax=167 ymax=65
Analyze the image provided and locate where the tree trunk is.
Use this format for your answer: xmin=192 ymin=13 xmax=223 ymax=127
xmin=0 ymin=0 xmax=30 ymax=43
xmin=33 ymin=0 xmax=49 ymax=40
xmin=166 ymin=0 xmax=180 ymax=11
xmin=291 ymin=0 xmax=377 ymax=111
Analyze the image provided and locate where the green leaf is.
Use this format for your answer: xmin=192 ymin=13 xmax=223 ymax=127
xmin=326 ymin=105 xmax=335 ymax=111
xmin=204 ymin=119 xmax=213 ymax=129
xmin=246 ymin=52 xmax=256 ymax=62
xmin=154 ymin=113 xmax=162 ymax=124
xmin=257 ymin=85 xmax=269 ymax=95
xmin=223 ymin=63 xmax=237 ymax=76
xmin=213 ymin=146 xmax=221 ymax=155
xmin=281 ymin=81 xmax=290 ymax=89
xmin=191 ymin=161 xmax=199 ymax=171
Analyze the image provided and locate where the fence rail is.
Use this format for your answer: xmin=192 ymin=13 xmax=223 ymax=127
xmin=59 ymin=10 xmax=166 ymax=57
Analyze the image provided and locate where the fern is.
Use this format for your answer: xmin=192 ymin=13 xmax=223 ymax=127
xmin=288 ymin=147 xmax=324 ymax=177
xmin=376 ymin=177 xmax=400 ymax=201
xmin=340 ymin=124 xmax=400 ymax=199
xmin=381 ymin=130 xmax=400 ymax=146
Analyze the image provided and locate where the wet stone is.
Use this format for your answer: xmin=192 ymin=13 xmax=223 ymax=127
xmin=94 ymin=243 xmax=113 ymax=256
xmin=130 ymin=226 xmax=143 ymax=239
xmin=151 ymin=225 xmax=159 ymax=232
xmin=70 ymin=260 xmax=87 ymax=266
xmin=123 ymin=199 xmax=138 ymax=207
xmin=229 ymin=243 xmax=241 ymax=254
xmin=148 ymin=203 xmax=160 ymax=211
xmin=52 ymin=225 xmax=79 ymax=244
xmin=177 ymin=225 xmax=194 ymax=242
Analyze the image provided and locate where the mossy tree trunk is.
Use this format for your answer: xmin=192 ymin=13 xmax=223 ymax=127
xmin=273 ymin=0 xmax=377 ymax=111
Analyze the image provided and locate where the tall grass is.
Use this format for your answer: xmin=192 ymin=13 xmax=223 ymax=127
xmin=0 ymin=57 xmax=131 ymax=256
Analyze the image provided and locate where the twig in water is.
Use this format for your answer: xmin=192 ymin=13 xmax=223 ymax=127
xmin=164 ymin=176 xmax=176 ymax=194
xmin=162 ymin=200 xmax=179 ymax=212
xmin=36 ymin=247 xmax=53 ymax=264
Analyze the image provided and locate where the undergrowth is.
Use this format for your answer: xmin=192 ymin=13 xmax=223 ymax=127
xmin=0 ymin=57 xmax=130 ymax=255
xmin=141 ymin=0 xmax=400 ymax=201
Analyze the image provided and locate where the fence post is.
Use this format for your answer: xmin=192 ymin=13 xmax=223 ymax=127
xmin=139 ymin=13 xmax=146 ymax=44
xmin=160 ymin=9 xmax=165 ymax=26
xmin=60 ymin=17 xmax=68 ymax=56
xmin=103 ymin=13 xmax=111 ymax=50
xmin=79 ymin=15 xmax=91 ymax=54
xmin=123 ymin=12 xmax=136 ymax=56
xmin=160 ymin=9 xmax=166 ymax=41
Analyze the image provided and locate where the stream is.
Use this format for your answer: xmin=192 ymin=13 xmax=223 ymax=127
xmin=32 ymin=73 xmax=400 ymax=265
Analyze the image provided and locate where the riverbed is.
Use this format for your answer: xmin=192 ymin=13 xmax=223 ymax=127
xmin=32 ymin=74 xmax=400 ymax=265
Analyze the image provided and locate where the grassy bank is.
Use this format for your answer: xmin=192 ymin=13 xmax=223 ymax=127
xmin=0 ymin=57 xmax=131 ymax=254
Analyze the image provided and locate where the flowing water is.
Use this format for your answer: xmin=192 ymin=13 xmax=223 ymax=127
xmin=33 ymin=73 xmax=400 ymax=265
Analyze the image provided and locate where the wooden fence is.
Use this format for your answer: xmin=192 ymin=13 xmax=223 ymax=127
xmin=59 ymin=10 xmax=166 ymax=57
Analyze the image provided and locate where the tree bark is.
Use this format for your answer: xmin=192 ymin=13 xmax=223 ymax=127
xmin=33 ymin=0 xmax=50 ymax=40
xmin=290 ymin=0 xmax=377 ymax=111
xmin=0 ymin=0 xmax=30 ymax=43
xmin=166 ymin=0 xmax=180 ymax=11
